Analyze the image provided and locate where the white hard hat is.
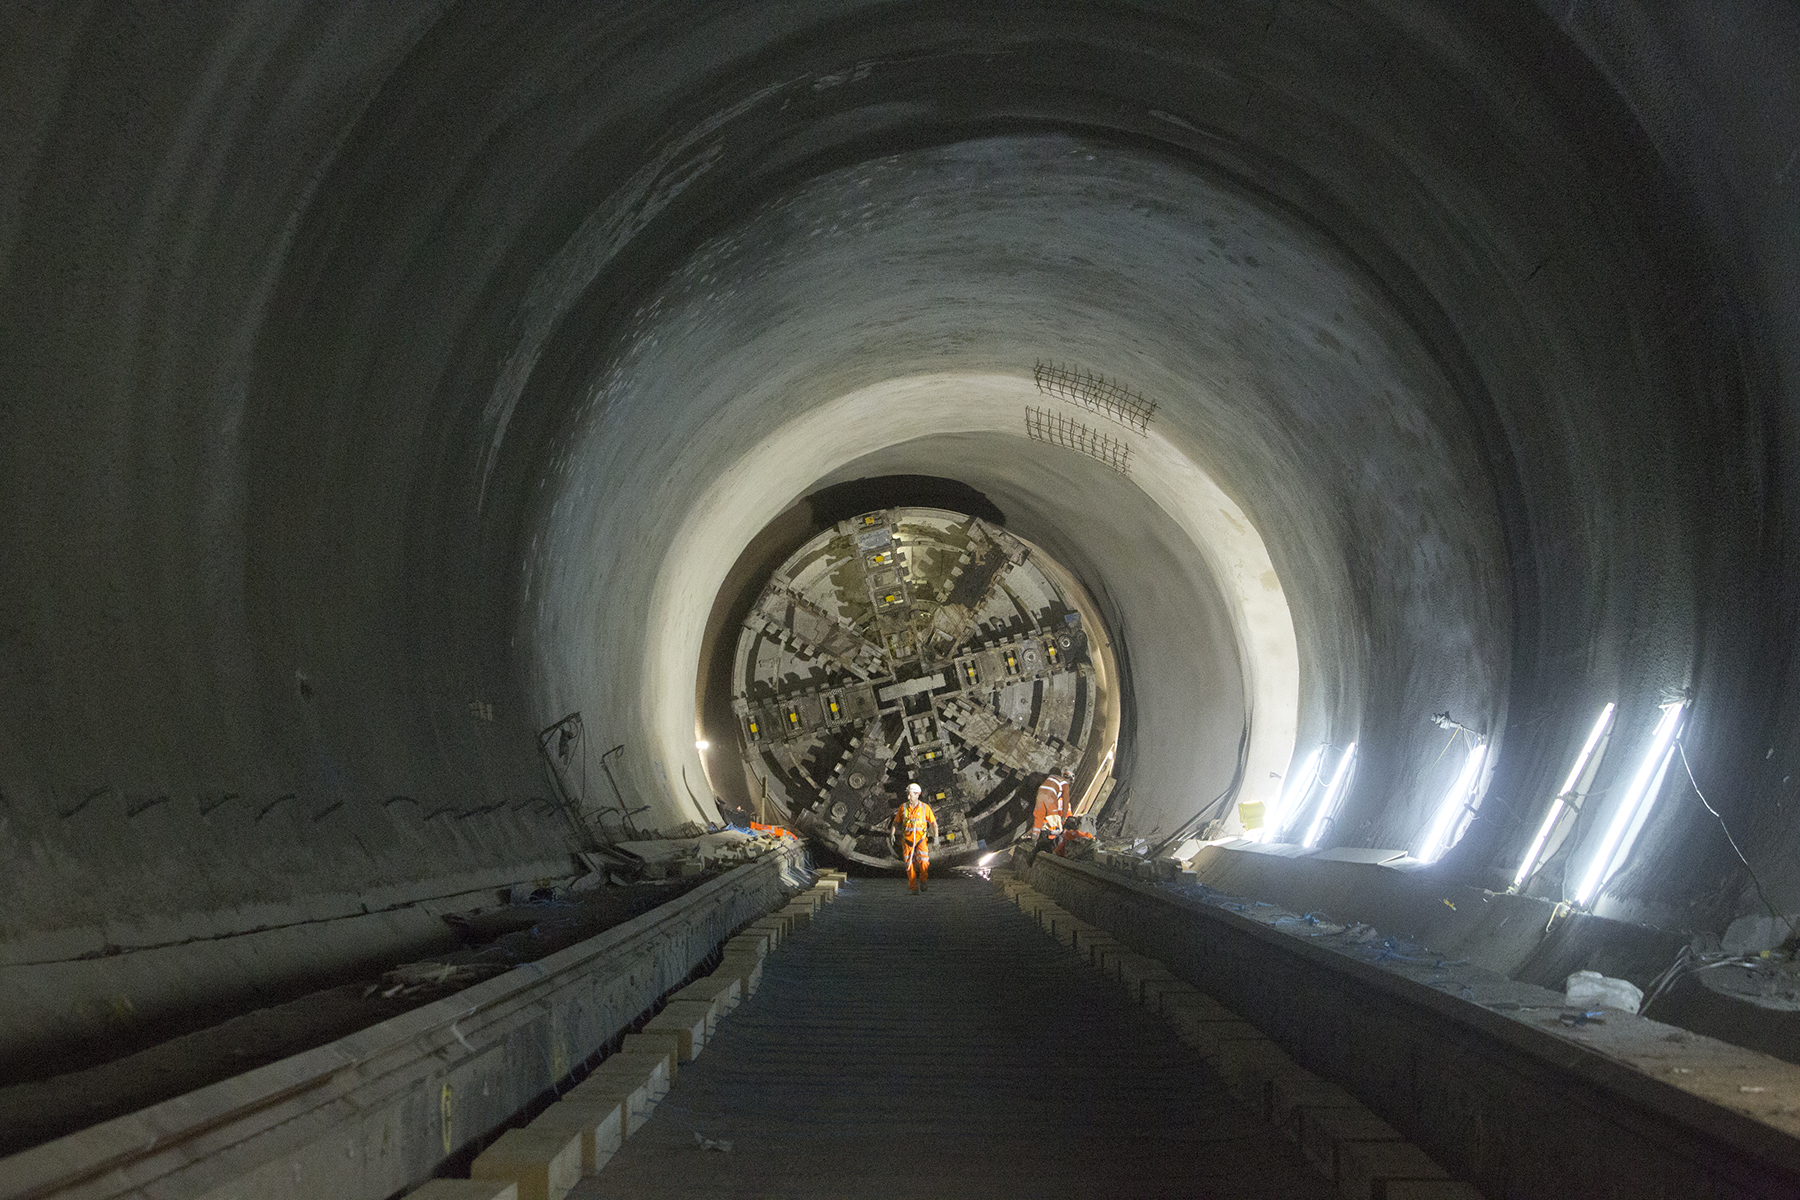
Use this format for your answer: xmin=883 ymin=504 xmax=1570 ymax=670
xmin=907 ymin=782 xmax=922 ymax=795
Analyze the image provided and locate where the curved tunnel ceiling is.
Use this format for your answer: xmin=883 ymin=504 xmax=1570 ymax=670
xmin=2 ymin=0 xmax=1796 ymax=991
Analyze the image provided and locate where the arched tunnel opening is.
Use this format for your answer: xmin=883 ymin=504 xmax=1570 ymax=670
xmin=708 ymin=499 xmax=1136 ymax=867
xmin=4 ymin=3 xmax=1800 ymax=1195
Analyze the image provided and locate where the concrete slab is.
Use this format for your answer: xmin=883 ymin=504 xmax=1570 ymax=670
xmin=643 ymin=1001 xmax=710 ymax=1058
xmin=663 ymin=994 xmax=723 ymax=1038
xmin=1218 ymin=1043 xmax=1306 ymax=1120
xmin=1270 ymin=1075 xmax=1361 ymax=1126
xmin=1072 ymin=926 xmax=1120 ymax=958
xmin=1140 ymin=977 xmax=1201 ymax=1008
xmin=403 ymin=1183 xmax=519 ymax=1200
xmin=670 ymin=972 xmax=741 ymax=1017
xmin=470 ymin=1127 xmax=582 ymax=1200
xmin=1380 ymin=1182 xmax=1485 ymax=1200
xmin=714 ymin=952 xmax=765 ymax=998
xmin=1157 ymin=990 xmax=1239 ymax=1020
xmin=1115 ymin=955 xmax=1177 ymax=1003
xmin=528 ymin=1099 xmax=624 ymax=1174
xmin=619 ymin=1033 xmax=682 ymax=1081
xmin=724 ymin=931 xmax=769 ymax=958
xmin=1169 ymin=1016 xmax=1267 ymax=1058
xmin=1337 ymin=1140 xmax=1451 ymax=1199
xmin=568 ymin=1070 xmax=655 ymax=1134
xmin=1298 ymin=1108 xmax=1404 ymax=1183
xmin=1095 ymin=944 xmax=1136 ymax=978
xmin=576 ymin=1049 xmax=671 ymax=1100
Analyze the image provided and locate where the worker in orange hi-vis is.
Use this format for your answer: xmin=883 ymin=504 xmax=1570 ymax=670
xmin=891 ymin=783 xmax=939 ymax=893
xmin=1030 ymin=769 xmax=1074 ymax=862
xmin=1033 ymin=770 xmax=1074 ymax=835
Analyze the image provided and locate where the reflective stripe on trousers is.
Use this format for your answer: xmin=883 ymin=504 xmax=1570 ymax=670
xmin=902 ymin=834 xmax=930 ymax=884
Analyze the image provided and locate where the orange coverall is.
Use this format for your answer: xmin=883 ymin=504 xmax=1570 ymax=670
xmin=893 ymin=798 xmax=939 ymax=890
xmin=1033 ymin=773 xmax=1073 ymax=835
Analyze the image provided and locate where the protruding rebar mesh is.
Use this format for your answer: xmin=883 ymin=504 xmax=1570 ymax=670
xmin=1033 ymin=361 xmax=1156 ymax=433
xmin=1025 ymin=406 xmax=1132 ymax=475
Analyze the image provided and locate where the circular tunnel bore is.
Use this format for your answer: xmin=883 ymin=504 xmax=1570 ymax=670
xmin=727 ymin=507 xmax=1119 ymax=867
xmin=5 ymin=2 xmax=1797 ymax=1087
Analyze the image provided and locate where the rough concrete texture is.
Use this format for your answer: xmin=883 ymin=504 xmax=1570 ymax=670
xmin=404 ymin=1183 xmax=518 ymax=1200
xmin=2 ymin=0 xmax=1800 ymax=1072
xmin=470 ymin=1128 xmax=582 ymax=1200
xmin=0 ymin=848 xmax=799 ymax=1200
xmin=527 ymin=1099 xmax=624 ymax=1176
xmin=1027 ymin=854 xmax=1800 ymax=1198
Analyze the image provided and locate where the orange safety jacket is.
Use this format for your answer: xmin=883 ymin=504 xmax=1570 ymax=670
xmin=894 ymin=798 xmax=938 ymax=842
xmin=1033 ymin=774 xmax=1073 ymax=832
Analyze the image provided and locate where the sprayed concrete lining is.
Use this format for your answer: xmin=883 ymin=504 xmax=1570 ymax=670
xmin=4 ymin=0 xmax=1800 ymax=1116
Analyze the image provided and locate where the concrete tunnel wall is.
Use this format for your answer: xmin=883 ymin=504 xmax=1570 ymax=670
xmin=1 ymin=1 xmax=1798 ymax=1063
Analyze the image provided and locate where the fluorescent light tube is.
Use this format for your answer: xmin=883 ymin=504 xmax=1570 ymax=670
xmin=1512 ymin=702 xmax=1614 ymax=888
xmin=1269 ymin=744 xmax=1324 ymax=839
xmin=1417 ymin=741 xmax=1488 ymax=864
xmin=1572 ymin=701 xmax=1684 ymax=906
xmin=1303 ymin=742 xmax=1356 ymax=849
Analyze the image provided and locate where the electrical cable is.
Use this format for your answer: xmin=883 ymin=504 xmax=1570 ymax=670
xmin=1149 ymin=716 xmax=1250 ymax=858
xmin=1676 ymin=738 xmax=1790 ymax=937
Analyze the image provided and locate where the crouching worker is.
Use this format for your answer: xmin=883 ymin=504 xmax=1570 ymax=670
xmin=1029 ymin=769 xmax=1074 ymax=862
xmin=892 ymin=783 xmax=939 ymax=893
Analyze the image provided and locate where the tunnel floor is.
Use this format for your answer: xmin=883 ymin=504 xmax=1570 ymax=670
xmin=573 ymin=873 xmax=1333 ymax=1199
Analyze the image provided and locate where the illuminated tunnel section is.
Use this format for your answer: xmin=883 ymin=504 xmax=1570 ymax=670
xmin=2 ymin=0 xmax=1800 ymax=1083
xmin=726 ymin=506 xmax=1122 ymax=867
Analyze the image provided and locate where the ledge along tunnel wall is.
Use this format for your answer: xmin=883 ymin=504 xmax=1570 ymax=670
xmin=2 ymin=0 xmax=1799 ymax=1072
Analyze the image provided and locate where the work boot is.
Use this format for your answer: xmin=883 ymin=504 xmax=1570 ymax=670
xmin=919 ymin=875 xmax=928 ymax=893
xmin=909 ymin=882 xmax=917 ymax=893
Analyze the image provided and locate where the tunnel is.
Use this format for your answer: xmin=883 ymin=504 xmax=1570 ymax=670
xmin=3 ymin=3 xmax=1800 ymax=1197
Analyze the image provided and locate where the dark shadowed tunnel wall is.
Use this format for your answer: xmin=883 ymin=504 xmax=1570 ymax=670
xmin=0 ymin=0 xmax=1795 ymax=1062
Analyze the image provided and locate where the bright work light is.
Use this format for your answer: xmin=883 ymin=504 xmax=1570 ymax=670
xmin=1572 ymin=701 xmax=1685 ymax=906
xmin=1416 ymin=740 xmax=1488 ymax=864
xmin=1303 ymin=743 xmax=1356 ymax=849
xmin=1267 ymin=744 xmax=1323 ymax=840
xmin=1512 ymin=702 xmax=1614 ymax=889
